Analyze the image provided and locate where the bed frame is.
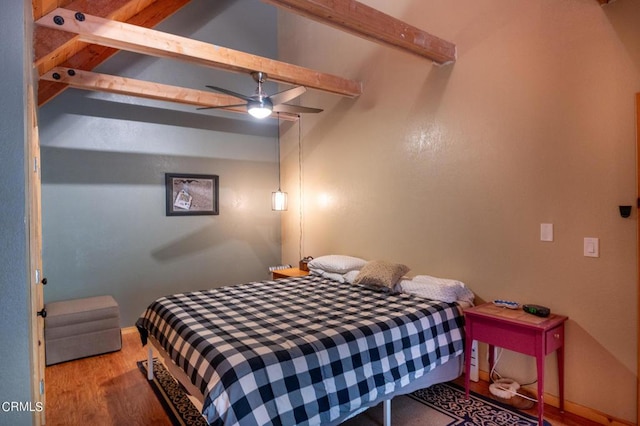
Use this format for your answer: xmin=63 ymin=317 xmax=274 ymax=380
xmin=145 ymin=334 xmax=464 ymax=426
xmin=138 ymin=276 xmax=471 ymax=426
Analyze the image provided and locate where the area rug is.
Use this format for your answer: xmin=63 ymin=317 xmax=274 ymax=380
xmin=138 ymin=358 xmax=549 ymax=426
xmin=137 ymin=358 xmax=207 ymax=426
xmin=409 ymin=382 xmax=551 ymax=426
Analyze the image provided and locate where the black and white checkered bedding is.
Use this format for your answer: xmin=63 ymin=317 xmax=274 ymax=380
xmin=136 ymin=275 xmax=465 ymax=425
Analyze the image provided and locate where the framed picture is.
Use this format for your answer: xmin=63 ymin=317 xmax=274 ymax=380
xmin=165 ymin=173 xmax=219 ymax=216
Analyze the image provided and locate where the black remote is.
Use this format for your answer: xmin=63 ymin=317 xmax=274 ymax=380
xmin=522 ymin=304 xmax=550 ymax=317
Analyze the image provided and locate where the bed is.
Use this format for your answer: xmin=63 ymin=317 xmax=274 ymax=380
xmin=136 ymin=272 xmax=468 ymax=425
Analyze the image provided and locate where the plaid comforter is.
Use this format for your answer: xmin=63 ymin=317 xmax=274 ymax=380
xmin=136 ymin=275 xmax=464 ymax=425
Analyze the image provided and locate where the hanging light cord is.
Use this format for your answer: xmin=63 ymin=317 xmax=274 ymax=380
xmin=276 ymin=113 xmax=282 ymax=191
xmin=298 ymin=115 xmax=304 ymax=260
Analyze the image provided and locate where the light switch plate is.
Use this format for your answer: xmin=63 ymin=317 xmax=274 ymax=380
xmin=540 ymin=223 xmax=553 ymax=242
xmin=584 ymin=237 xmax=599 ymax=258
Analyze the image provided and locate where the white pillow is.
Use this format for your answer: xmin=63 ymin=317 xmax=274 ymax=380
xmin=308 ymin=268 xmax=358 ymax=284
xmin=327 ymin=271 xmax=349 ymax=283
xmin=413 ymin=275 xmax=465 ymax=290
xmin=344 ymin=270 xmax=360 ymax=284
xmin=399 ymin=279 xmax=457 ymax=303
xmin=399 ymin=275 xmax=474 ymax=304
xmin=307 ymin=255 xmax=367 ymax=274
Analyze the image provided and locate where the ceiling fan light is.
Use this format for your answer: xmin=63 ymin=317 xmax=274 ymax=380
xmin=248 ymin=106 xmax=272 ymax=119
xmin=248 ymin=98 xmax=273 ymax=119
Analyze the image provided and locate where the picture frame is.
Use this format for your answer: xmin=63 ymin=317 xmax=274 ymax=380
xmin=165 ymin=173 xmax=219 ymax=216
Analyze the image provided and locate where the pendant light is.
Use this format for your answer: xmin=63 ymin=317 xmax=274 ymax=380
xmin=272 ymin=113 xmax=288 ymax=211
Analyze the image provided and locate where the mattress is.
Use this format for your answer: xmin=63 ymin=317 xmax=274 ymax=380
xmin=136 ymin=275 xmax=465 ymax=425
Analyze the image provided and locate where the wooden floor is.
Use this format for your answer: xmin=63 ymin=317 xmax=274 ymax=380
xmin=46 ymin=330 xmax=600 ymax=425
xmin=45 ymin=330 xmax=171 ymax=426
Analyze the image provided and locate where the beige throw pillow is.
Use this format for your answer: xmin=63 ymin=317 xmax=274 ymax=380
xmin=353 ymin=260 xmax=410 ymax=291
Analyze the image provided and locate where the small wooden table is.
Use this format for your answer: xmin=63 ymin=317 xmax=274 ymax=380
xmin=272 ymin=267 xmax=309 ymax=280
xmin=464 ymin=303 xmax=568 ymax=426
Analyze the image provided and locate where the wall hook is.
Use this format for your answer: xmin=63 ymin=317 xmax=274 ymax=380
xmin=619 ymin=205 xmax=631 ymax=218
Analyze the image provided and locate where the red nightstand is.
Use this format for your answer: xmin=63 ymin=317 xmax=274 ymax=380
xmin=464 ymin=303 xmax=568 ymax=426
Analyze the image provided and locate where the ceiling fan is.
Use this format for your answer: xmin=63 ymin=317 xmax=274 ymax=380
xmin=199 ymin=71 xmax=323 ymax=118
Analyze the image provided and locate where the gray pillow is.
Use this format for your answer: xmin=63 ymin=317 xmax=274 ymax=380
xmin=353 ymin=260 xmax=410 ymax=291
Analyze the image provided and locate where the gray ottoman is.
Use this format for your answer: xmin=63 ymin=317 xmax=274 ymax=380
xmin=45 ymin=295 xmax=122 ymax=366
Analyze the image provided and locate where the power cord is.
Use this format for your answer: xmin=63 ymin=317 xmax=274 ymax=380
xmin=489 ymin=380 xmax=539 ymax=403
xmin=488 ymin=348 xmax=539 ymax=403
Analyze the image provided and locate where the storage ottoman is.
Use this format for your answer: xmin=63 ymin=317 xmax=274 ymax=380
xmin=45 ymin=295 xmax=122 ymax=366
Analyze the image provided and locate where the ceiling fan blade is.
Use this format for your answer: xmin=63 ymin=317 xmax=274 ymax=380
xmin=205 ymin=85 xmax=251 ymax=101
xmin=269 ymin=86 xmax=306 ymax=106
xmin=273 ymin=103 xmax=323 ymax=114
xmin=197 ymin=103 xmax=247 ymax=111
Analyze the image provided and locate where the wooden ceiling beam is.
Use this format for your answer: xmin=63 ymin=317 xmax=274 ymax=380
xmin=33 ymin=0 xmax=75 ymax=21
xmin=260 ymin=0 xmax=456 ymax=64
xmin=36 ymin=8 xmax=363 ymax=98
xmin=36 ymin=0 xmax=191 ymax=106
xmin=40 ymin=67 xmax=300 ymax=121
xmin=34 ymin=0 xmax=161 ymax=74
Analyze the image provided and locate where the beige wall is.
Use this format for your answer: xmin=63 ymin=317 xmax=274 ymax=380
xmin=278 ymin=0 xmax=639 ymax=423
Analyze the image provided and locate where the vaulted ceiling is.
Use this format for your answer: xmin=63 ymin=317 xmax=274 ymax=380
xmin=34 ymin=0 xmax=190 ymax=106
xmin=32 ymin=0 xmax=609 ymax=119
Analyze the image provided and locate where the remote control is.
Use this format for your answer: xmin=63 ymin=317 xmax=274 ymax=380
xmin=493 ymin=300 xmax=519 ymax=309
xmin=522 ymin=304 xmax=550 ymax=317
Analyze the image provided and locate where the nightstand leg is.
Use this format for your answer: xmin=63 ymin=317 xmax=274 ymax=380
xmin=557 ymin=346 xmax=565 ymax=412
xmin=536 ymin=351 xmax=545 ymax=426
xmin=488 ymin=344 xmax=495 ymax=379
